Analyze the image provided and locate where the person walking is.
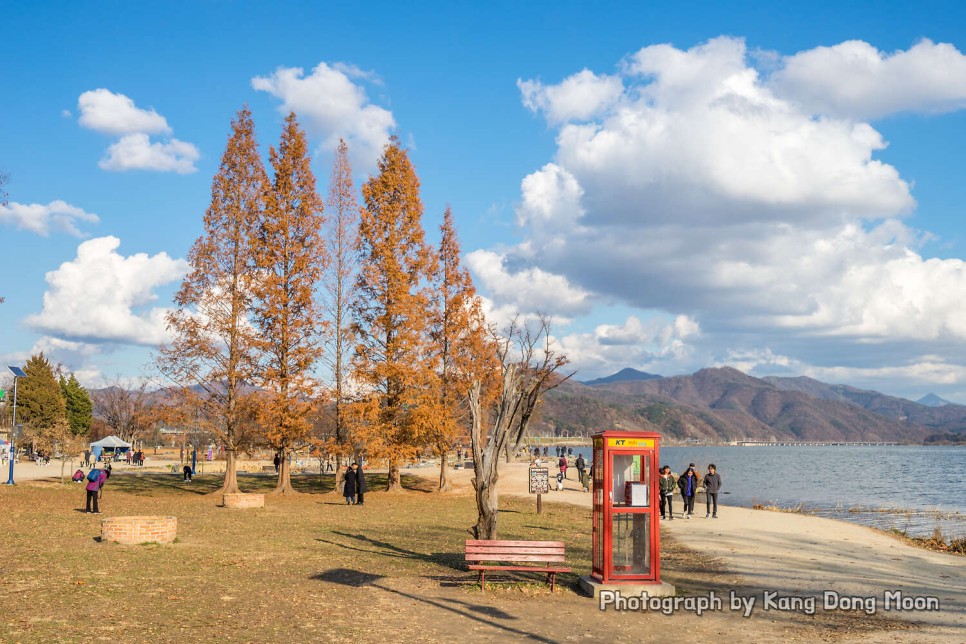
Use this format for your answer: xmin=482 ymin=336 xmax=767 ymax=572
xmin=558 ymin=455 xmax=568 ymax=479
xmin=83 ymin=449 xmax=91 ymax=467
xmin=85 ymin=467 xmax=106 ymax=513
xmin=343 ymin=464 xmax=357 ymax=505
xmin=273 ymin=453 xmax=281 ymax=474
xmin=704 ymin=464 xmax=722 ymax=518
xmin=575 ymin=454 xmax=587 ymax=491
xmin=678 ymin=465 xmax=698 ymax=518
xmin=355 ymin=463 xmax=367 ymax=505
xmin=659 ymin=465 xmax=677 ymax=520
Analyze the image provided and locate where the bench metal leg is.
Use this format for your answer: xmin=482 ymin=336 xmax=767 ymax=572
xmin=549 ymin=572 xmax=556 ymax=592
xmin=479 ymin=570 xmax=486 ymax=591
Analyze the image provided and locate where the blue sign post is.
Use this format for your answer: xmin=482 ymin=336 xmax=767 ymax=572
xmin=6 ymin=366 xmax=26 ymax=486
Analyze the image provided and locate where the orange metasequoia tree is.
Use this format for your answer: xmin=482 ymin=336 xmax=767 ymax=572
xmin=159 ymin=106 xmax=266 ymax=495
xmin=429 ymin=206 xmax=498 ymax=491
xmin=252 ymin=112 xmax=327 ymax=495
xmin=321 ymin=139 xmax=360 ymax=494
xmin=351 ymin=137 xmax=435 ymax=492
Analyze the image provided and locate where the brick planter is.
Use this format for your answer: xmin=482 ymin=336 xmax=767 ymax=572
xmin=223 ymin=493 xmax=265 ymax=509
xmin=101 ymin=516 xmax=177 ymax=545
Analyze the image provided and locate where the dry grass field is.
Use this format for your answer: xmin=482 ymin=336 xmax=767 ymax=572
xmin=0 ymin=470 xmax=914 ymax=643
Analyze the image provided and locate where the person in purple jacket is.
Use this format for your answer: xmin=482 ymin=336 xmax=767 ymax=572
xmin=85 ymin=468 xmax=107 ymax=513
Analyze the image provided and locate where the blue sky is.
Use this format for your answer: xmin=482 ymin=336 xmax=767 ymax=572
xmin=4 ymin=1 xmax=966 ymax=402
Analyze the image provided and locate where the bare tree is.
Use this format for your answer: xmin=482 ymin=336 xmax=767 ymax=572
xmin=467 ymin=315 xmax=572 ymax=540
xmin=321 ymin=139 xmax=359 ymax=494
xmin=91 ymin=378 xmax=152 ymax=445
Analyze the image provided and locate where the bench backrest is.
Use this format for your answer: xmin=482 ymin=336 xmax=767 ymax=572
xmin=465 ymin=540 xmax=566 ymax=563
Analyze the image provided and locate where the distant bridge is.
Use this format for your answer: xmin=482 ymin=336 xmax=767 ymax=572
xmin=735 ymin=440 xmax=899 ymax=447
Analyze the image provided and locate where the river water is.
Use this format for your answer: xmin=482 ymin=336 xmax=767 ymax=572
xmin=560 ymin=444 xmax=965 ymax=539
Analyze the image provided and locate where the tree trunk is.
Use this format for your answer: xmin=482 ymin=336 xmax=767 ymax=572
xmin=385 ymin=457 xmax=402 ymax=491
xmin=330 ymin=453 xmax=345 ymax=495
xmin=270 ymin=446 xmax=297 ymax=494
xmin=214 ymin=448 xmax=241 ymax=495
xmin=438 ymin=450 xmax=451 ymax=492
xmin=60 ymin=457 xmax=67 ymax=484
xmin=472 ymin=465 xmax=499 ymax=539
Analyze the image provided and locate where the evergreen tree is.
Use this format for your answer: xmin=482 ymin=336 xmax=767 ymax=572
xmin=17 ymin=353 xmax=67 ymax=435
xmin=352 ymin=137 xmax=435 ymax=492
xmin=59 ymin=373 xmax=92 ymax=436
xmin=159 ymin=106 xmax=268 ymax=495
xmin=253 ymin=112 xmax=327 ymax=495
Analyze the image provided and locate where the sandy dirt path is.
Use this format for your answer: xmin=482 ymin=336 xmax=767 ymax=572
xmin=407 ymin=460 xmax=966 ymax=641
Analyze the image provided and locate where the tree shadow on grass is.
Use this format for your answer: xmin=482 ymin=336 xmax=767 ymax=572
xmin=107 ymin=471 xmax=432 ymax=498
xmin=319 ymin=531 xmax=466 ymax=572
xmin=310 ymin=567 xmax=554 ymax=642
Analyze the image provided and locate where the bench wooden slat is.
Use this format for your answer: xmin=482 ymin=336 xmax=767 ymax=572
xmin=466 ymin=546 xmax=565 ymax=556
xmin=466 ymin=540 xmax=564 ymax=547
xmin=466 ymin=554 xmax=566 ymax=561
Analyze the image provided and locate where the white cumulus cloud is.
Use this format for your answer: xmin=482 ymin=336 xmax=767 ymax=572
xmin=519 ymin=69 xmax=624 ymax=124
xmin=466 ymin=249 xmax=593 ymax=318
xmin=499 ymin=36 xmax=966 ymax=382
xmin=78 ymin=88 xmax=172 ymax=136
xmin=76 ymin=89 xmax=199 ymax=173
xmin=0 ymin=200 xmax=99 ymax=236
xmin=26 ymin=236 xmax=188 ymax=346
xmin=771 ymin=39 xmax=966 ymax=120
xmin=554 ymin=314 xmax=700 ymax=378
xmin=252 ymin=61 xmax=395 ymax=169
xmin=99 ymin=134 xmax=200 ymax=174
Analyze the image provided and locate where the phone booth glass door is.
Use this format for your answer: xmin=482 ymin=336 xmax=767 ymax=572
xmin=610 ymin=453 xmax=651 ymax=577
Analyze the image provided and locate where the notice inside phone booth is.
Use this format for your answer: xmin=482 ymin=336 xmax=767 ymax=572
xmin=591 ymin=431 xmax=662 ymax=584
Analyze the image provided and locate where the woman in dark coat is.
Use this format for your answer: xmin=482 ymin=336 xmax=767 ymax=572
xmin=343 ymin=465 xmax=357 ymax=505
xmin=678 ymin=465 xmax=698 ymax=518
xmin=355 ymin=463 xmax=367 ymax=505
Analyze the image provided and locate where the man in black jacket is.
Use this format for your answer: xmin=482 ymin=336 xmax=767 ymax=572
xmin=704 ymin=464 xmax=722 ymax=518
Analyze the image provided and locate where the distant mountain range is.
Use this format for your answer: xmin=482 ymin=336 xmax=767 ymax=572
xmin=535 ymin=367 xmax=966 ymax=444
xmin=581 ymin=368 xmax=662 ymax=386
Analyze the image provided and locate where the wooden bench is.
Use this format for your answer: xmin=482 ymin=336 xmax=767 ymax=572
xmin=465 ymin=540 xmax=571 ymax=591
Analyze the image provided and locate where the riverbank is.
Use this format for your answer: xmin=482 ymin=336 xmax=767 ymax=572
xmin=407 ymin=460 xmax=966 ymax=640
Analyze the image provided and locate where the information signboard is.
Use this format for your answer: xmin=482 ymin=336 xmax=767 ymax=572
xmin=529 ymin=467 xmax=549 ymax=494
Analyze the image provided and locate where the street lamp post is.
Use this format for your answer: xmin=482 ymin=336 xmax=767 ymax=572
xmin=6 ymin=366 xmax=26 ymax=485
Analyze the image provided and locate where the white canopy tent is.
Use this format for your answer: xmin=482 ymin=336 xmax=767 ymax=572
xmin=90 ymin=436 xmax=132 ymax=449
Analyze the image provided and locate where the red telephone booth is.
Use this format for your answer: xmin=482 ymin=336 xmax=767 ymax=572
xmin=590 ymin=430 xmax=663 ymax=585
